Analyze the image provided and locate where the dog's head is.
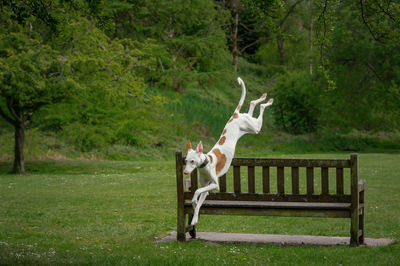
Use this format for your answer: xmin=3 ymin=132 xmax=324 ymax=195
xmin=184 ymin=140 xmax=203 ymax=175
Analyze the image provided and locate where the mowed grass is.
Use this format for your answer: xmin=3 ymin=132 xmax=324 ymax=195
xmin=0 ymin=153 xmax=399 ymax=265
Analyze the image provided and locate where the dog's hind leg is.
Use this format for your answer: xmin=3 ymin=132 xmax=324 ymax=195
xmin=241 ymin=98 xmax=274 ymax=134
xmin=248 ymin=93 xmax=267 ymax=117
xmin=254 ymin=98 xmax=274 ymax=132
xmin=260 ymin=98 xmax=274 ymax=110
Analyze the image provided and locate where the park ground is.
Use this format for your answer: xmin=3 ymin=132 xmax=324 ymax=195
xmin=0 ymin=152 xmax=399 ymax=265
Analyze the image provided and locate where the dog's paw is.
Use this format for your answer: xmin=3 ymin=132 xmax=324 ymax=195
xmin=261 ymin=98 xmax=274 ymax=108
xmin=261 ymin=93 xmax=267 ymax=100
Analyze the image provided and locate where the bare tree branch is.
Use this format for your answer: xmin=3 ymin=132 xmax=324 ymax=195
xmin=359 ymin=0 xmax=383 ymax=43
xmin=6 ymin=101 xmax=22 ymax=123
xmin=0 ymin=105 xmax=16 ymax=125
xmin=365 ymin=61 xmax=384 ymax=82
xmin=280 ymin=0 xmax=304 ymax=26
xmin=316 ymin=0 xmax=329 ymax=66
xmin=377 ymin=1 xmax=397 ymax=22
xmin=29 ymin=23 xmax=32 ymax=38
xmin=240 ymin=39 xmax=261 ymax=54
xmin=239 ymin=23 xmax=266 ymax=33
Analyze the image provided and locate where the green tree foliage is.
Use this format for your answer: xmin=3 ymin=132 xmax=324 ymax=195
xmin=110 ymin=0 xmax=231 ymax=91
xmin=320 ymin=0 xmax=400 ymax=131
xmin=1 ymin=0 xmax=399 ymax=167
xmin=0 ymin=1 xmax=150 ymax=173
xmin=252 ymin=0 xmax=315 ymax=70
xmin=253 ymin=0 xmax=400 ymax=134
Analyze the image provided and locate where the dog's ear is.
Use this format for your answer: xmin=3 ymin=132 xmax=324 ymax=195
xmin=187 ymin=140 xmax=192 ymax=150
xmin=196 ymin=141 xmax=203 ymax=153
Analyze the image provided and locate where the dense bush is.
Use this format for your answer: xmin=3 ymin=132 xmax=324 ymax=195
xmin=272 ymin=71 xmax=321 ymax=134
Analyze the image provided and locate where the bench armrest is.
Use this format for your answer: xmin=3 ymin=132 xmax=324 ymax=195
xmin=358 ymin=179 xmax=366 ymax=192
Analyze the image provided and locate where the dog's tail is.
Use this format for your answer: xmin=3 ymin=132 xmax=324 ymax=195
xmin=235 ymin=77 xmax=246 ymax=113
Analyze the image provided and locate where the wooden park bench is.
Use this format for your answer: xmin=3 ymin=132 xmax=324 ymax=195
xmin=176 ymin=151 xmax=366 ymax=246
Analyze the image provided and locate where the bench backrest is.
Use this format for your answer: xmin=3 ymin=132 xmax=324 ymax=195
xmin=176 ymin=152 xmax=358 ymax=204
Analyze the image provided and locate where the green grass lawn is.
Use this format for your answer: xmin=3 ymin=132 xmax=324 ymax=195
xmin=0 ymin=153 xmax=399 ymax=265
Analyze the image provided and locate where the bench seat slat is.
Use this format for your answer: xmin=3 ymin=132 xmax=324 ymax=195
xmin=184 ymin=200 xmax=351 ymax=210
xmin=231 ymin=158 xmax=351 ymax=168
xmin=185 ymin=206 xmax=351 ymax=218
xmin=184 ymin=192 xmax=352 ymax=203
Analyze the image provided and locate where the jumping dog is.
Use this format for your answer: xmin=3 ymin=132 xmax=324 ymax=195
xmin=184 ymin=77 xmax=273 ymax=226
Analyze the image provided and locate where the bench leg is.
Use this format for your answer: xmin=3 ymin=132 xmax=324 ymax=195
xmin=351 ymin=205 xmax=365 ymax=246
xmin=177 ymin=208 xmax=186 ymax=241
xmin=350 ymin=210 xmax=359 ymax=246
xmin=358 ymin=188 xmax=365 ymax=245
xmin=359 ymin=206 xmax=365 ymax=244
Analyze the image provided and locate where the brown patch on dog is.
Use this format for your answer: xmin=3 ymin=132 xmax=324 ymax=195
xmin=208 ymin=155 xmax=213 ymax=164
xmin=222 ymin=129 xmax=227 ymax=135
xmin=236 ymin=105 xmax=241 ymax=111
xmin=218 ymin=136 xmax=226 ymax=145
xmin=233 ymin=113 xmax=239 ymax=118
xmin=212 ymin=148 xmax=227 ymax=176
xmin=187 ymin=140 xmax=192 ymax=150
xmin=228 ymin=116 xmax=234 ymax=123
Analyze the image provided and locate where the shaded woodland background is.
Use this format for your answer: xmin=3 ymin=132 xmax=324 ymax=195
xmin=1 ymin=0 xmax=400 ymax=170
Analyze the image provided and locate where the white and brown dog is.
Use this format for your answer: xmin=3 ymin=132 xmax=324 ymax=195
xmin=184 ymin=77 xmax=273 ymax=225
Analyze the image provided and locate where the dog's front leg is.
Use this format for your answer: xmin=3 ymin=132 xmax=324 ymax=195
xmin=191 ymin=181 xmax=219 ymax=225
xmin=191 ymin=182 xmax=219 ymax=208
xmin=191 ymin=191 xmax=209 ymax=225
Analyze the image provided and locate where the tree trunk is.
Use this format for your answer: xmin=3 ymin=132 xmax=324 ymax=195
xmin=277 ymin=33 xmax=285 ymax=64
xmin=13 ymin=123 xmax=25 ymax=174
xmin=232 ymin=0 xmax=239 ymax=72
xmin=309 ymin=0 xmax=313 ymax=75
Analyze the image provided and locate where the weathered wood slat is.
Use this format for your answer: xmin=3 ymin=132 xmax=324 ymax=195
xmin=306 ymin=167 xmax=314 ymax=195
xmin=234 ymin=166 xmax=241 ymax=193
xmin=248 ymin=166 xmax=255 ymax=193
xmin=336 ymin=168 xmax=344 ymax=195
xmin=176 ymin=151 xmax=186 ymax=241
xmin=219 ymin=174 xmax=226 ymax=193
xmin=277 ymin=167 xmax=284 ymax=194
xmin=321 ymin=167 xmax=329 ymax=195
xmin=291 ymin=167 xmax=299 ymax=195
xmin=190 ymin=170 xmax=198 ymax=192
xmin=184 ymin=206 xmax=351 ymax=218
xmin=350 ymin=153 xmax=359 ymax=246
xmin=262 ymin=166 xmax=270 ymax=193
xmin=184 ymin=200 xmax=351 ymax=210
xmin=184 ymin=192 xmax=352 ymax=203
xmin=183 ymin=156 xmax=351 ymax=168
xmin=232 ymin=158 xmax=351 ymax=168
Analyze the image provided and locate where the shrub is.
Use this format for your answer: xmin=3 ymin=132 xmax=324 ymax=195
xmin=272 ymin=71 xmax=321 ymax=134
